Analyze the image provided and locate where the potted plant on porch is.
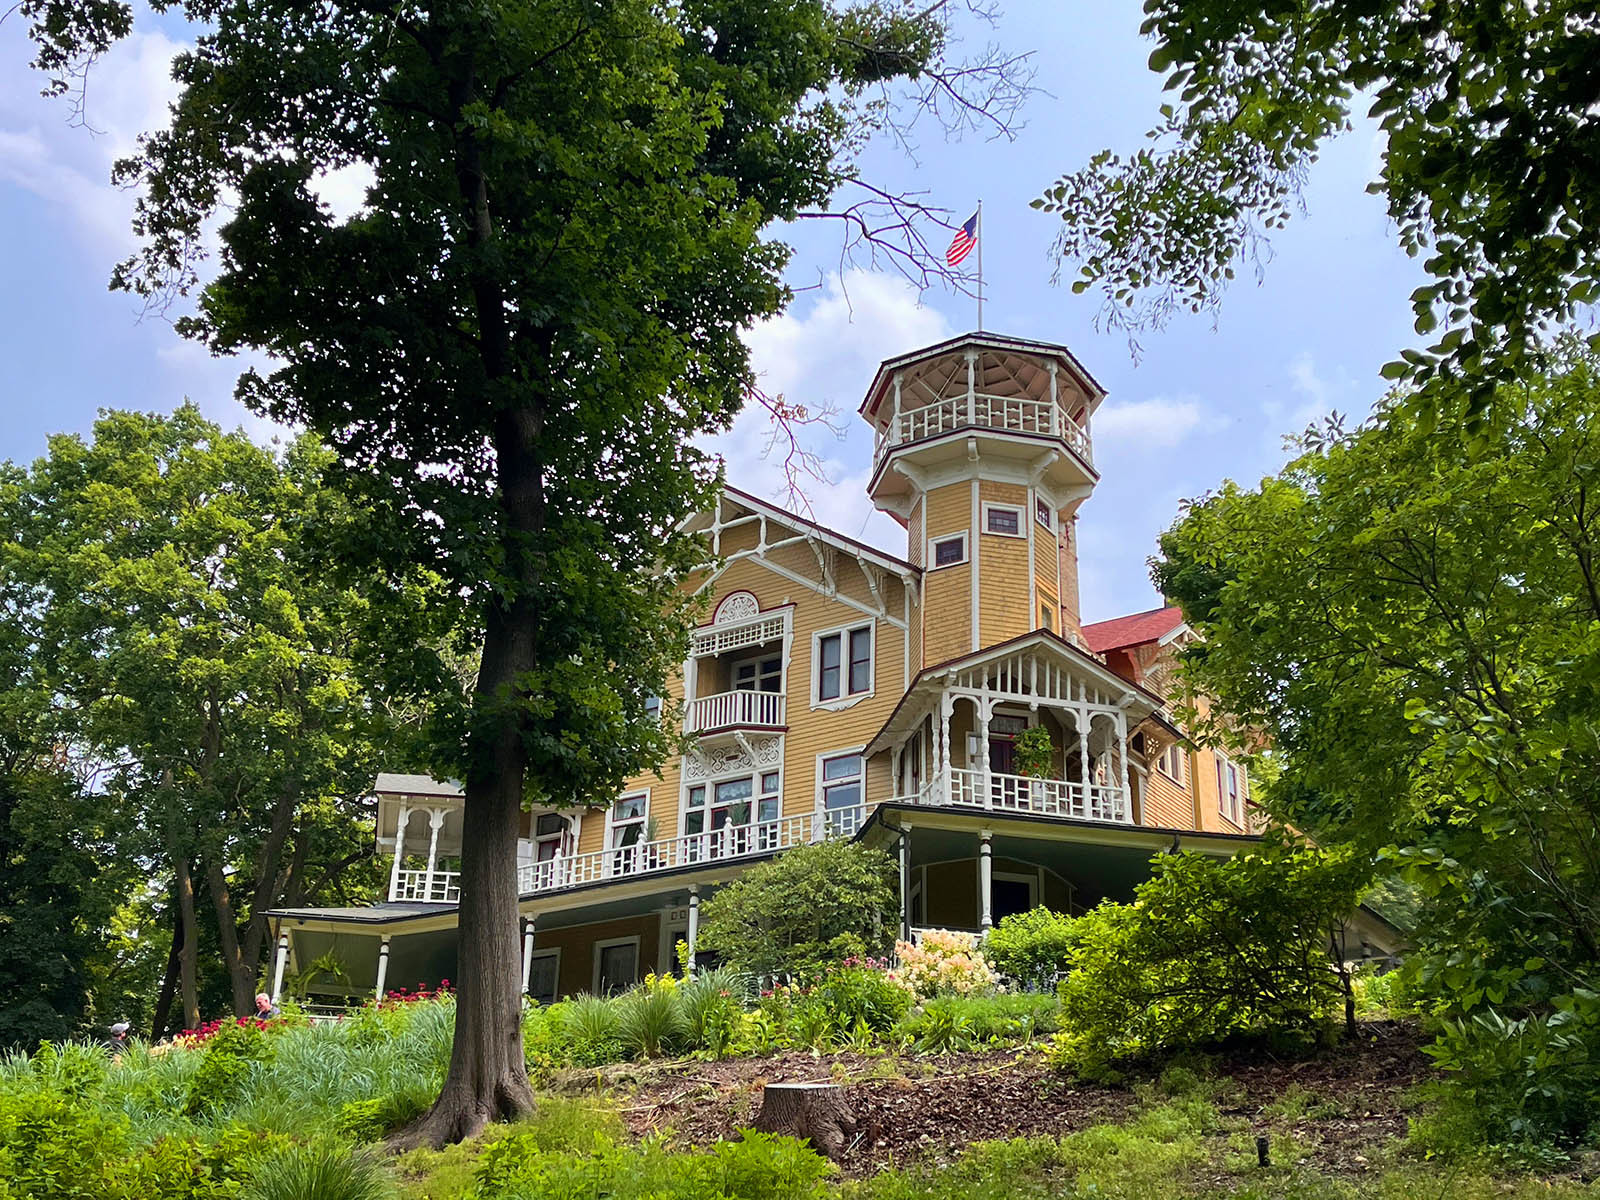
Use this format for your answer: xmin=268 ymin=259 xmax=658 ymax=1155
xmin=1012 ymin=726 xmax=1054 ymax=811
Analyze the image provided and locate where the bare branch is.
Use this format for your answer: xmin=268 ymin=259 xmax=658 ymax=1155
xmin=747 ymin=385 xmax=847 ymax=519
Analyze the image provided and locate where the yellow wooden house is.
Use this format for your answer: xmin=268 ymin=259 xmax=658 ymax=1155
xmin=266 ymin=331 xmax=1287 ymax=1004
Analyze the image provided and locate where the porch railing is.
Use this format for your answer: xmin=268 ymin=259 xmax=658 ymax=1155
xmin=872 ymin=392 xmax=1092 ymax=473
xmin=684 ymin=689 xmax=786 ymax=733
xmin=894 ymin=768 xmax=1129 ymax=824
xmin=387 ymin=764 xmax=1131 ymax=903
xmin=392 ymin=867 xmax=460 ymax=903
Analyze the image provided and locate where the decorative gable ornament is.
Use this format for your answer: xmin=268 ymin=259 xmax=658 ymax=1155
xmin=713 ymin=591 xmax=760 ymax=624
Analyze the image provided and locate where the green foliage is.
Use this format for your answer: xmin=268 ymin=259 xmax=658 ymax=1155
xmin=982 ymin=907 xmax=1076 ymax=990
xmin=1049 ymin=849 xmax=1363 ymax=1071
xmin=698 ymin=841 xmax=898 ymax=980
xmin=676 ymin=967 xmax=749 ymax=1060
xmin=1155 ymin=347 xmax=1600 ymax=1147
xmin=1011 ymin=726 xmax=1053 ymax=780
xmin=804 ymin=965 xmax=912 ymax=1036
xmin=246 ymin=1139 xmax=394 ymax=1200
xmin=184 ymin=1021 xmax=273 ymax=1117
xmin=895 ymin=994 xmax=1059 ymax=1052
xmin=615 ymin=976 xmax=688 ymax=1060
xmin=1036 ymin=0 xmax=1600 ymax=425
xmin=470 ymin=1127 xmax=833 ymax=1200
xmin=0 ymin=1076 xmax=130 ymax=1199
xmin=557 ymin=996 xmax=624 ymax=1068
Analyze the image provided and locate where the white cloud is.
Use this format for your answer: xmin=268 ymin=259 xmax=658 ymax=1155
xmin=1092 ymin=394 xmax=1205 ymax=448
xmin=701 ymin=270 xmax=955 ymax=555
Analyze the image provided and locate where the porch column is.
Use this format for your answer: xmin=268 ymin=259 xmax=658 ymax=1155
xmin=520 ymin=916 xmax=536 ymax=993
xmin=1115 ymin=711 xmax=1132 ymax=821
xmin=891 ymin=743 xmax=904 ymax=797
xmin=966 ymin=349 xmax=978 ymax=425
xmin=899 ymin=824 xmax=913 ymax=941
xmin=939 ymin=693 xmax=954 ymax=787
xmin=269 ymin=931 xmax=289 ymax=1003
xmin=978 ymin=700 xmax=994 ymax=810
xmin=388 ymin=806 xmax=411 ymax=900
xmin=374 ymin=935 xmax=392 ymax=1002
xmin=979 ymin=830 xmax=994 ymax=931
xmin=1048 ymin=360 xmax=1060 ymax=437
xmin=424 ymin=808 xmax=446 ymax=897
xmin=686 ymin=885 xmax=701 ymax=972
xmin=1077 ymin=708 xmax=1092 ymax=796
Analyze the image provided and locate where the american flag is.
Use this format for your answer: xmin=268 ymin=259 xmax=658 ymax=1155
xmin=946 ymin=211 xmax=978 ymax=267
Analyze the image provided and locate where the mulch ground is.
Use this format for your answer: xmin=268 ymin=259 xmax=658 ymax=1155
xmin=547 ymin=1020 xmax=1434 ymax=1178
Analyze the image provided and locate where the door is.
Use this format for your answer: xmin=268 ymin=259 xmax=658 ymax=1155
xmin=988 ymin=714 xmax=1028 ymax=805
xmin=992 ymin=875 xmax=1036 ymax=923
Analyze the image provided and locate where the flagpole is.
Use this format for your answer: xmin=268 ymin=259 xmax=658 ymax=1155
xmin=976 ymin=199 xmax=985 ymax=331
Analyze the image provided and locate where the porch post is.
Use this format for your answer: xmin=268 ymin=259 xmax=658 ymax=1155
xmin=269 ymin=931 xmax=289 ymax=1003
xmin=979 ymin=830 xmax=994 ymax=931
xmin=520 ymin=916 xmax=536 ymax=993
xmin=966 ymin=349 xmax=978 ymax=426
xmin=424 ymin=808 xmax=446 ymax=897
xmin=1115 ymin=711 xmax=1131 ymax=821
xmin=1077 ymin=708 xmax=1092 ymax=799
xmin=374 ymin=935 xmax=391 ymax=1002
xmin=388 ymin=806 xmax=410 ymax=900
xmin=899 ymin=824 xmax=913 ymax=941
xmin=686 ymin=884 xmax=701 ymax=972
xmin=939 ymin=693 xmax=954 ymax=788
xmin=978 ymin=699 xmax=994 ymax=810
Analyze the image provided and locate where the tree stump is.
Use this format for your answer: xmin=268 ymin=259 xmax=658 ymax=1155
xmin=752 ymin=1082 xmax=858 ymax=1159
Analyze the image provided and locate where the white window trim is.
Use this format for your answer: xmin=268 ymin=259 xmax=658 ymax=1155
xmin=592 ymin=935 xmax=642 ymax=995
xmin=527 ymin=947 xmax=561 ymax=1005
xmin=606 ymin=789 xmax=650 ymax=848
xmin=1034 ymin=496 xmax=1055 ymax=531
xmin=814 ymin=745 xmax=867 ymax=818
xmin=730 ymin=649 xmax=784 ymax=694
xmin=981 ymin=501 xmax=1026 ymax=539
xmin=811 ymin=621 xmax=875 ymax=711
xmin=927 ymin=530 xmax=969 ymax=570
xmin=1156 ymin=744 xmax=1185 ymax=787
xmin=677 ymin=765 xmax=783 ymax=836
xmin=1215 ymin=752 xmax=1245 ymax=828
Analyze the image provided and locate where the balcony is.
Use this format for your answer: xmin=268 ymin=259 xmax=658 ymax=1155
xmin=685 ymin=689 xmax=786 ymax=734
xmin=871 ymin=392 xmax=1092 ymax=477
xmin=892 ymin=768 xmax=1129 ymax=824
xmin=393 ymin=867 xmax=460 ymax=903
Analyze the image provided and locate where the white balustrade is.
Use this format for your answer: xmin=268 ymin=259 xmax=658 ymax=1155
xmin=392 ymin=868 xmax=461 ymax=903
xmin=684 ymin=689 xmax=787 ymax=732
xmin=873 ymin=392 xmax=1092 ymax=473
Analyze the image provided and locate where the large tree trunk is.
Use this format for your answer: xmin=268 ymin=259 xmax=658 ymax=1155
xmin=205 ymin=858 xmax=257 ymax=1017
xmin=391 ymin=406 xmax=543 ymax=1151
xmin=172 ymin=852 xmax=200 ymax=1032
xmin=150 ymin=892 xmax=184 ymax=1040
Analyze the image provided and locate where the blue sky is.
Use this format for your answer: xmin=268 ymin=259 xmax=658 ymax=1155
xmin=0 ymin=2 xmax=1423 ymax=622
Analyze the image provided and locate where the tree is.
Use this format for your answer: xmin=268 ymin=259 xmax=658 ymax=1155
xmin=1049 ymin=847 xmax=1365 ymax=1072
xmin=698 ymin=841 xmax=899 ymax=980
xmin=1154 ymin=343 xmax=1600 ymax=1143
xmin=1034 ymin=0 xmax=1600 ymax=426
xmin=2 ymin=406 xmax=410 ymax=1032
xmin=14 ymin=0 xmax=1024 ymax=1145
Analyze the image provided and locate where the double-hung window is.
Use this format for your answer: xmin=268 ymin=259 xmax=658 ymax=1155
xmin=1156 ymin=744 xmax=1185 ymax=786
xmin=607 ymin=792 xmax=648 ymax=875
xmin=733 ymin=654 xmax=782 ymax=693
xmin=817 ymin=624 xmax=872 ymax=703
xmin=820 ymin=751 xmax=864 ymax=836
xmin=684 ymin=771 xmax=781 ymax=856
xmin=1216 ymin=754 xmax=1245 ymax=825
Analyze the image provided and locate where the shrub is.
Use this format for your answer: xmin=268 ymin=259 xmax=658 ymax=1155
xmin=0 ymin=1080 xmax=129 ymax=1199
xmin=807 ymin=962 xmax=912 ymax=1034
xmin=1048 ymin=848 xmax=1362 ymax=1071
xmin=1012 ymin=726 xmax=1053 ymax=779
xmin=615 ymin=975 xmax=688 ymax=1059
xmin=559 ymin=995 xmax=623 ymax=1067
xmin=677 ymin=967 xmax=748 ymax=1058
xmin=697 ymin=840 xmax=898 ymax=980
xmin=894 ymin=930 xmax=998 ymax=997
xmin=184 ymin=1019 xmax=273 ymax=1117
xmin=896 ymin=993 xmax=1059 ymax=1051
xmin=246 ymin=1138 xmax=395 ymax=1200
xmin=983 ymin=908 xmax=1076 ymax=990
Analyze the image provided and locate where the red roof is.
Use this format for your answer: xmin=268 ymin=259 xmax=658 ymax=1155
xmin=1081 ymin=606 xmax=1185 ymax=654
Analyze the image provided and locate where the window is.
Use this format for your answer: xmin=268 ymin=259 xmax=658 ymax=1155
xmin=1156 ymin=743 xmax=1185 ymax=786
xmin=683 ymin=771 xmax=780 ymax=838
xmin=533 ymin=812 xmax=566 ymax=863
xmin=819 ymin=751 xmax=864 ymax=835
xmin=608 ymin=792 xmax=648 ymax=848
xmin=816 ymin=624 xmax=872 ymax=703
xmin=644 ymin=694 xmax=662 ymax=721
xmin=1040 ymin=602 xmax=1055 ymax=631
xmin=1216 ymin=754 xmax=1245 ymax=825
xmin=982 ymin=502 xmax=1024 ymax=537
xmin=929 ymin=532 xmax=968 ymax=568
xmin=593 ymin=937 xmax=639 ymax=996
xmin=527 ymin=949 xmax=560 ymax=1006
xmin=1035 ymin=497 xmax=1054 ymax=530
xmin=733 ymin=654 xmax=782 ymax=693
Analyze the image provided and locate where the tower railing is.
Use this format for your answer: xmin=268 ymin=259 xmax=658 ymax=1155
xmin=872 ymin=392 xmax=1092 ymax=472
